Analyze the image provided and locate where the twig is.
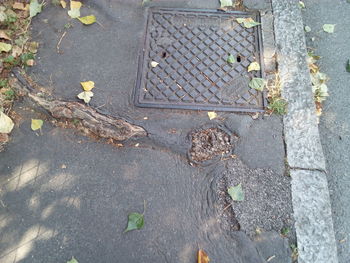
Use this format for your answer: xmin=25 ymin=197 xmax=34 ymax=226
xmin=96 ymin=21 xmax=105 ymax=29
xmin=142 ymin=200 xmax=146 ymax=215
xmin=267 ymin=255 xmax=276 ymax=262
xmin=57 ymin=31 xmax=67 ymax=54
xmin=223 ymin=203 xmax=232 ymax=211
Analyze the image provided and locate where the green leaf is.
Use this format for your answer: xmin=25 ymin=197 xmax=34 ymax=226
xmin=304 ymin=26 xmax=311 ymax=32
xmin=298 ymin=1 xmax=305 ymax=9
xmin=77 ymin=15 xmax=96 ymax=25
xmin=0 ymin=42 xmax=12 ymax=53
xmin=0 ymin=7 xmax=7 ymax=22
xmin=249 ymin=78 xmax=266 ymax=91
xmin=31 ymin=119 xmax=43 ymax=131
xmin=227 ymin=54 xmax=236 ymax=64
xmin=346 ymin=60 xmax=350 ymax=73
xmin=281 ymin=227 xmax=290 ymax=236
xmin=124 ymin=212 xmax=144 ymax=233
xmin=236 ymin=18 xmax=261 ymax=28
xmin=228 ymin=183 xmax=244 ymax=201
xmin=220 ymin=0 xmax=233 ymax=7
xmin=0 ymin=112 xmax=14 ymax=134
xmin=323 ymin=24 xmax=335 ymax=33
xmin=29 ymin=0 xmax=43 ymax=18
xmin=67 ymin=256 xmax=79 ymax=263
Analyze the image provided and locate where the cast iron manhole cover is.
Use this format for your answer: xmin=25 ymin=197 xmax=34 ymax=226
xmin=134 ymin=8 xmax=265 ymax=112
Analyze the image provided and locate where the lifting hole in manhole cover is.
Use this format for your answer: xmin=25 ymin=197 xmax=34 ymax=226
xmin=189 ymin=127 xmax=235 ymax=165
xmin=134 ymin=8 xmax=265 ymax=112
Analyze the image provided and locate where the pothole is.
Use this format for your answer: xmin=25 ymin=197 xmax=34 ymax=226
xmin=189 ymin=127 xmax=234 ymax=165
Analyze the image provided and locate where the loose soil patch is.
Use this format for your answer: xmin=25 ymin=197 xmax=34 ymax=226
xmin=189 ymin=127 xmax=233 ymax=163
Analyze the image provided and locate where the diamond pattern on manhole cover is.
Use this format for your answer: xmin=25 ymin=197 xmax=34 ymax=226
xmin=134 ymin=8 xmax=266 ymax=112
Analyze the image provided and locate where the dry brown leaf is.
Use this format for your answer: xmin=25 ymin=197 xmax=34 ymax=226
xmin=198 ymin=249 xmax=210 ymax=263
xmin=60 ymin=0 xmax=67 ymax=8
xmin=0 ymin=30 xmax=11 ymax=41
xmin=12 ymin=46 xmax=22 ymax=57
xmin=13 ymin=2 xmax=28 ymax=11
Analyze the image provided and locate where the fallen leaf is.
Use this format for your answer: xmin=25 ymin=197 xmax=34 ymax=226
xmin=198 ymin=249 xmax=210 ymax=263
xmin=135 ymin=143 xmax=140 ymax=147
xmin=61 ymin=164 xmax=67 ymax=169
xmin=31 ymin=119 xmax=43 ymax=131
xmin=80 ymin=81 xmax=95 ymax=91
xmin=227 ymin=54 xmax=236 ymax=64
xmin=151 ymin=61 xmax=159 ymax=67
xmin=13 ymin=2 xmax=27 ymax=10
xmin=207 ymin=112 xmax=217 ymax=120
xmin=67 ymin=257 xmax=78 ymax=263
xmin=68 ymin=1 xmax=82 ymax=18
xmin=124 ymin=212 xmax=144 ymax=233
xmin=0 ymin=7 xmax=7 ymax=22
xmin=228 ymin=183 xmax=244 ymax=201
xmin=249 ymin=78 xmax=266 ymax=91
xmin=60 ymin=0 xmax=67 ymax=8
xmin=26 ymin=59 xmax=35 ymax=66
xmin=0 ymin=112 xmax=14 ymax=134
xmin=77 ymin=91 xmax=93 ymax=103
xmin=346 ymin=60 xmax=350 ymax=73
xmin=220 ymin=0 xmax=233 ymax=7
xmin=236 ymin=17 xmax=261 ymax=28
xmin=0 ymin=30 xmax=11 ymax=40
xmin=304 ymin=26 xmax=311 ymax=32
xmin=248 ymin=62 xmax=260 ymax=72
xmin=323 ymin=24 xmax=335 ymax=33
xmin=0 ymin=43 xmax=12 ymax=53
xmin=78 ymin=15 xmax=96 ymax=25
xmin=298 ymin=1 xmax=305 ymax=8
xmin=142 ymin=0 xmax=152 ymax=5
xmin=29 ymin=0 xmax=43 ymax=18
xmin=27 ymin=41 xmax=39 ymax=53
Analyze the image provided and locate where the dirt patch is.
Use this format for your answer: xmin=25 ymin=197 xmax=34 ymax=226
xmin=189 ymin=127 xmax=233 ymax=163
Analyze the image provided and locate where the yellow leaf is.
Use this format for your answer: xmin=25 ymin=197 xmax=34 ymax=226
xmin=0 ymin=30 xmax=11 ymax=40
xmin=0 ymin=42 xmax=12 ymax=53
xmin=207 ymin=112 xmax=217 ymax=120
xmin=150 ymin=61 xmax=159 ymax=67
xmin=60 ymin=0 xmax=67 ymax=8
xmin=78 ymin=15 xmax=96 ymax=25
xmin=68 ymin=1 xmax=82 ymax=18
xmin=31 ymin=119 xmax=43 ymax=131
xmin=26 ymin=59 xmax=35 ymax=66
xmin=248 ymin=62 xmax=260 ymax=72
xmin=70 ymin=0 xmax=82 ymax=9
xmin=80 ymin=81 xmax=95 ymax=91
xmin=0 ymin=112 xmax=14 ymax=134
xmin=77 ymin=91 xmax=94 ymax=103
xmin=198 ymin=249 xmax=210 ymax=263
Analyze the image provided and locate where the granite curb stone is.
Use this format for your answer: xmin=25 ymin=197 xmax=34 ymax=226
xmin=291 ymin=170 xmax=338 ymax=263
xmin=271 ymin=0 xmax=338 ymax=262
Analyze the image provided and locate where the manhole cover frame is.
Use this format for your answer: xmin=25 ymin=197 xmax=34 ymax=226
xmin=134 ymin=7 xmax=267 ymax=112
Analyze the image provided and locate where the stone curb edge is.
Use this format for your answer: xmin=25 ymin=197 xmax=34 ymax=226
xmin=270 ymin=0 xmax=338 ymax=262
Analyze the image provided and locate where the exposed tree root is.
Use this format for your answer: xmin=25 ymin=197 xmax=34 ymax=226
xmin=11 ymin=69 xmax=147 ymax=142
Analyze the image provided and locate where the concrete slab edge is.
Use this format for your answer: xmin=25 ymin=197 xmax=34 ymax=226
xmin=271 ymin=0 xmax=338 ymax=262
